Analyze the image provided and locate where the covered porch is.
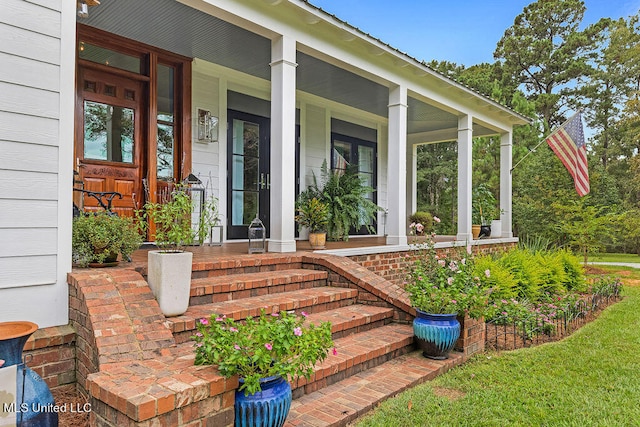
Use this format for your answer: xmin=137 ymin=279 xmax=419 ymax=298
xmin=76 ymin=0 xmax=529 ymax=254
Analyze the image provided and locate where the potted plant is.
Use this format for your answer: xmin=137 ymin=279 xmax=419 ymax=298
xmin=72 ymin=212 xmax=143 ymax=267
xmin=405 ymin=240 xmax=487 ymax=359
xmin=193 ymin=309 xmax=335 ymax=427
xmin=295 ymin=197 xmax=329 ymax=249
xmin=301 ymin=161 xmax=381 ymax=242
xmin=472 ymin=184 xmax=498 ymax=239
xmin=144 ymin=183 xmax=218 ymax=316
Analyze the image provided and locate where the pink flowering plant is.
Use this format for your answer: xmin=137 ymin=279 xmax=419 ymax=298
xmin=193 ymin=309 xmax=334 ymax=395
xmin=405 ymin=238 xmax=488 ymax=318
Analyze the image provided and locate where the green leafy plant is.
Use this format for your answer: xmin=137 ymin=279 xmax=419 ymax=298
xmin=406 ymin=240 xmax=488 ymax=318
xmin=193 ymin=309 xmax=335 ymax=395
xmin=72 ymin=212 xmax=143 ymax=267
xmin=144 ymin=183 xmax=218 ymax=252
xmin=472 ymin=184 xmax=498 ymax=225
xmin=301 ymin=161 xmax=381 ymax=241
xmin=408 ymin=211 xmax=433 ymax=234
xmin=295 ymin=197 xmax=329 ymax=233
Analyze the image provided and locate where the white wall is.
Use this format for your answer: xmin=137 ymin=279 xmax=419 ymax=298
xmin=0 ymin=0 xmax=75 ymax=327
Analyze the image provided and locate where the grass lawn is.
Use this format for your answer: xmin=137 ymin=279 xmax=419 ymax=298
xmin=589 ymin=252 xmax=640 ymax=263
xmin=355 ymin=268 xmax=640 ymax=427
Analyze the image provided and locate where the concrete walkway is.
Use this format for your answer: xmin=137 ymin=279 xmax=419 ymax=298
xmin=589 ymin=262 xmax=640 ymax=269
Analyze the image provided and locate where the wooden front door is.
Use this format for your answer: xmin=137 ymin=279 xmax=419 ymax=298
xmin=75 ymin=67 xmax=143 ymax=217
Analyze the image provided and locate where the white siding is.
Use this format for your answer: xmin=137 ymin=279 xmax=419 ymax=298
xmin=0 ymin=0 xmax=73 ymax=327
xmin=191 ymin=67 xmax=221 ymax=199
xmin=303 ymin=104 xmax=328 ymax=187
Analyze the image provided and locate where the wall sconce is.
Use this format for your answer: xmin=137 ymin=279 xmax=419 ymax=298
xmin=197 ymin=108 xmax=218 ymax=143
xmin=77 ymin=1 xmax=89 ymax=18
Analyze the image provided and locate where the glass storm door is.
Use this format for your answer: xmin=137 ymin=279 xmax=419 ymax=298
xmin=227 ymin=110 xmax=270 ymax=239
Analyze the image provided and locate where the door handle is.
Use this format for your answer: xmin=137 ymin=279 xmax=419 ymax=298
xmin=266 ymin=173 xmax=270 ymax=190
xmin=259 ymin=173 xmax=266 ymax=189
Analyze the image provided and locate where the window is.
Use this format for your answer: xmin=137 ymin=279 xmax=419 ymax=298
xmin=331 ymin=133 xmax=377 ymax=234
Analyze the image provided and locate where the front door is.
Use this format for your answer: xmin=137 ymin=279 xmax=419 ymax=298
xmin=227 ymin=110 xmax=270 ymax=239
xmin=75 ymin=67 xmax=143 ymax=217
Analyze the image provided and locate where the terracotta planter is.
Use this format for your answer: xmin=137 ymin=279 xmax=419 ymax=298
xmin=472 ymin=224 xmax=481 ymax=239
xmin=147 ymin=250 xmax=193 ymax=317
xmin=308 ymin=232 xmax=326 ymax=250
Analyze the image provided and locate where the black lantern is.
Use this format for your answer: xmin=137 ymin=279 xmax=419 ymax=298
xmin=248 ymin=215 xmax=266 ymax=254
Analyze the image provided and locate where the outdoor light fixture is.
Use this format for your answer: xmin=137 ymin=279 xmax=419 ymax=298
xmin=248 ymin=216 xmax=267 ymax=254
xmin=77 ymin=0 xmax=100 ymax=19
xmin=77 ymin=1 xmax=89 ymax=18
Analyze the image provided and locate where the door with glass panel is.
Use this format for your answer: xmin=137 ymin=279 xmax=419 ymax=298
xmin=75 ymin=67 xmax=142 ymax=217
xmin=227 ymin=110 xmax=270 ymax=239
xmin=331 ymin=134 xmax=377 ymax=235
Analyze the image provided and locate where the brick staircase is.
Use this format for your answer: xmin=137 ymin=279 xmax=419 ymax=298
xmin=68 ymin=251 xmax=474 ymax=427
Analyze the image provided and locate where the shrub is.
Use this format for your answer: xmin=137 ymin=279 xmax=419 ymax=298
xmin=474 ymin=255 xmax=519 ymax=300
xmin=408 ymin=211 xmax=433 ymax=233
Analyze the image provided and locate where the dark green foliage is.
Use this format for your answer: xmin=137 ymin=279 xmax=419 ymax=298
xmin=300 ymin=161 xmax=380 ymax=241
xmin=408 ymin=211 xmax=433 ymax=231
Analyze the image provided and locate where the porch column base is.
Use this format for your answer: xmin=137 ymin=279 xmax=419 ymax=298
xmin=268 ymin=239 xmax=297 ymax=253
xmin=386 ymin=235 xmax=408 ymax=246
xmin=456 ymin=233 xmax=473 ymax=243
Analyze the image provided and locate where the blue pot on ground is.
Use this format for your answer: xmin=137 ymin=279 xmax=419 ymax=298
xmin=235 ymin=375 xmax=292 ymax=427
xmin=413 ymin=310 xmax=461 ymax=360
xmin=0 ymin=321 xmax=58 ymax=427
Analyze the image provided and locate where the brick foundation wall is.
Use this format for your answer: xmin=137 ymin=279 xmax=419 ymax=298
xmin=348 ymin=242 xmax=517 ymax=285
xmin=455 ymin=315 xmax=486 ymax=357
xmin=22 ymin=325 xmax=76 ymax=390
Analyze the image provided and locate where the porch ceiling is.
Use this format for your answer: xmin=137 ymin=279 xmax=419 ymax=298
xmin=81 ymin=0 xmax=495 ymax=138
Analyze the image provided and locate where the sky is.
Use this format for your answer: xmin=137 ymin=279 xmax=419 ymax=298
xmin=308 ymin=0 xmax=640 ymax=67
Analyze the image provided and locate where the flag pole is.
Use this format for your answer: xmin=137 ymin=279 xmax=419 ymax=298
xmin=510 ymin=110 xmax=583 ymax=174
xmin=510 ymin=138 xmax=547 ymax=173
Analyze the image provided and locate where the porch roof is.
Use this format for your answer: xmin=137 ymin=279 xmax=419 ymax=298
xmin=80 ymin=0 xmax=530 ymax=137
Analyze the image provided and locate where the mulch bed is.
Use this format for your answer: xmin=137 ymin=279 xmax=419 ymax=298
xmin=51 ymin=385 xmax=90 ymax=427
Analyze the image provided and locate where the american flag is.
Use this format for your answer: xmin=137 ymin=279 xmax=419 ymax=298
xmin=546 ymin=112 xmax=590 ymax=196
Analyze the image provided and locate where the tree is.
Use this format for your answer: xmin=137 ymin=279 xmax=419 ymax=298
xmin=578 ymin=16 xmax=640 ymax=169
xmin=494 ymin=0 xmax=603 ymax=131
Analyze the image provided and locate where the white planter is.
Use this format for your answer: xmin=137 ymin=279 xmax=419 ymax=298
xmin=490 ymin=220 xmax=502 ymax=238
xmin=147 ymin=250 xmax=193 ymax=317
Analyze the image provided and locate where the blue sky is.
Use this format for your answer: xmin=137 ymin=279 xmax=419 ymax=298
xmin=309 ymin=0 xmax=640 ymax=67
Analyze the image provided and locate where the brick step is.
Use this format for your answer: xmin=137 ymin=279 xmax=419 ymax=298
xmin=304 ymin=305 xmax=395 ymax=339
xmin=189 ymin=253 xmax=305 ymax=278
xmin=169 ymin=287 xmax=359 ymax=342
xmin=285 ymin=350 xmax=465 ymax=427
xmin=189 ymin=269 xmax=329 ymax=306
xmin=291 ymin=324 xmax=415 ymax=398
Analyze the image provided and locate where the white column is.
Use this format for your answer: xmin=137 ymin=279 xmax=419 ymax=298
xmin=456 ymin=114 xmax=473 ymax=242
xmin=500 ymin=131 xmax=513 ymax=237
xmin=386 ymin=85 xmax=408 ymax=246
xmin=269 ymin=35 xmax=297 ymax=252
xmin=407 ymin=143 xmax=418 ymax=219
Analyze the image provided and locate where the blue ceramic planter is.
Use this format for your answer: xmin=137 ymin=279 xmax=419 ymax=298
xmin=413 ymin=310 xmax=460 ymax=360
xmin=0 ymin=321 xmax=58 ymax=427
xmin=235 ymin=375 xmax=292 ymax=427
